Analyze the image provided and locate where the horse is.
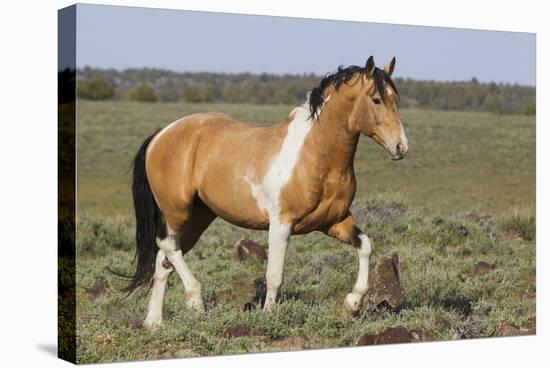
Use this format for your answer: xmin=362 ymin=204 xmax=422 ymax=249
xmin=125 ymin=56 xmax=408 ymax=331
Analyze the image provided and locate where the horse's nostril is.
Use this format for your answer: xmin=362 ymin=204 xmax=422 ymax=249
xmin=396 ymin=143 xmax=402 ymax=154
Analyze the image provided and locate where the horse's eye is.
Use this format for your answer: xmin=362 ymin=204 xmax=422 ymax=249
xmin=372 ymin=98 xmax=381 ymax=105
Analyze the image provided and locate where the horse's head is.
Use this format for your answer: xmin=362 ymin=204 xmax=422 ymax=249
xmin=349 ymin=56 xmax=408 ymax=160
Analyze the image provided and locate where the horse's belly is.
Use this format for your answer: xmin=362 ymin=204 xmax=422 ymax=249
xmin=197 ymin=173 xmax=270 ymax=230
xmin=292 ymin=204 xmax=349 ymax=234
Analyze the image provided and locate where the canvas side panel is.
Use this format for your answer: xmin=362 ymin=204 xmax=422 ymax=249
xmin=58 ymin=4 xmax=77 ymax=364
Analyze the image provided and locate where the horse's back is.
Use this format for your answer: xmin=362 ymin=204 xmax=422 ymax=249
xmin=145 ymin=111 xmax=288 ymax=230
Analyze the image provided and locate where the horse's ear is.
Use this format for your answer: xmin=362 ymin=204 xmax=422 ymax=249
xmin=384 ymin=57 xmax=396 ymax=76
xmin=365 ymin=56 xmax=375 ymax=78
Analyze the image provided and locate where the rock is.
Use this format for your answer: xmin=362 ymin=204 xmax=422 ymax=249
xmin=474 ymin=261 xmax=495 ymax=275
xmin=356 ymin=326 xmax=413 ymax=346
xmin=368 ymin=252 xmax=402 ymax=308
xmin=224 ymin=325 xmax=252 ymax=338
xmin=235 ymin=238 xmax=267 ymax=262
xmin=84 ymin=279 xmax=112 ymax=300
xmin=356 ymin=334 xmax=375 ymax=346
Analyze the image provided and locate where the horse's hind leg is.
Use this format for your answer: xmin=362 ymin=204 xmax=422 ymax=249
xmin=157 ymin=201 xmax=217 ymax=313
xmin=144 ymin=249 xmax=173 ymax=331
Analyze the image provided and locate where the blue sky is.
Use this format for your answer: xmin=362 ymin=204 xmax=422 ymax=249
xmin=75 ymin=4 xmax=536 ymax=85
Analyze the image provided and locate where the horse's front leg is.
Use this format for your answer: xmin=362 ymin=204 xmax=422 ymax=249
xmin=264 ymin=221 xmax=292 ymax=310
xmin=325 ymin=212 xmax=373 ymax=314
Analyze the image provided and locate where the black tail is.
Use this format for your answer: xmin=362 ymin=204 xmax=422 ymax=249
xmin=122 ymin=130 xmax=166 ymax=294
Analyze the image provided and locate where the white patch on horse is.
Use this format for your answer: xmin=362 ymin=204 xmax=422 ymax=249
xmin=245 ymin=97 xmax=324 ymax=222
xmin=243 ymin=175 xmax=267 ymax=215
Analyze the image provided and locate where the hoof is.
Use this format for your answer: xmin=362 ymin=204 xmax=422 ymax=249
xmin=263 ymin=296 xmax=277 ymax=311
xmin=143 ymin=318 xmax=162 ymax=333
xmin=343 ymin=293 xmax=363 ymax=315
xmin=186 ymin=296 xmax=205 ymax=312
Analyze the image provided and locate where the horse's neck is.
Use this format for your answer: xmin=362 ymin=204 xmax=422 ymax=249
xmin=306 ymin=102 xmax=360 ymax=173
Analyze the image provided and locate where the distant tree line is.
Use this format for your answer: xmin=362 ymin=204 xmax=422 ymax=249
xmin=76 ymin=67 xmax=535 ymax=115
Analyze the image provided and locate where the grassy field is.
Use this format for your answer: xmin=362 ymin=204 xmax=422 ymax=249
xmin=74 ymin=101 xmax=535 ymax=363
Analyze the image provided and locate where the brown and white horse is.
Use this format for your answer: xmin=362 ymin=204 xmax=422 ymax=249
xmin=125 ymin=56 xmax=408 ymax=330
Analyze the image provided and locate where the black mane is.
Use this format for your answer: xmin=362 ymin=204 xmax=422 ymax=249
xmin=308 ymin=64 xmax=399 ymax=119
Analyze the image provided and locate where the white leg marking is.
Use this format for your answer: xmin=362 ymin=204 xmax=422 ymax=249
xmin=344 ymin=234 xmax=373 ymax=313
xmin=264 ymin=221 xmax=291 ymax=310
xmin=157 ymin=229 xmax=204 ymax=312
xmin=144 ymin=250 xmax=173 ymax=331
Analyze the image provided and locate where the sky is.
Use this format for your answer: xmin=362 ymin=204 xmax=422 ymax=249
xmin=73 ymin=4 xmax=536 ymax=85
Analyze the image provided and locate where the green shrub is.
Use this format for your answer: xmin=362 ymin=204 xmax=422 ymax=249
xmin=182 ymin=84 xmax=214 ymax=103
xmin=128 ymin=83 xmax=157 ymax=102
xmin=77 ymin=216 xmax=134 ymax=256
xmin=77 ymin=77 xmax=115 ymax=100
xmin=500 ymin=208 xmax=535 ymax=241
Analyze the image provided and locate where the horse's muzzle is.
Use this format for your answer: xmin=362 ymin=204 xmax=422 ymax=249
xmin=392 ymin=142 xmax=408 ymax=160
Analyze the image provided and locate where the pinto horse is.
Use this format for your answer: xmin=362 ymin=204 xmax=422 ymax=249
xmin=126 ymin=56 xmax=408 ymax=330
